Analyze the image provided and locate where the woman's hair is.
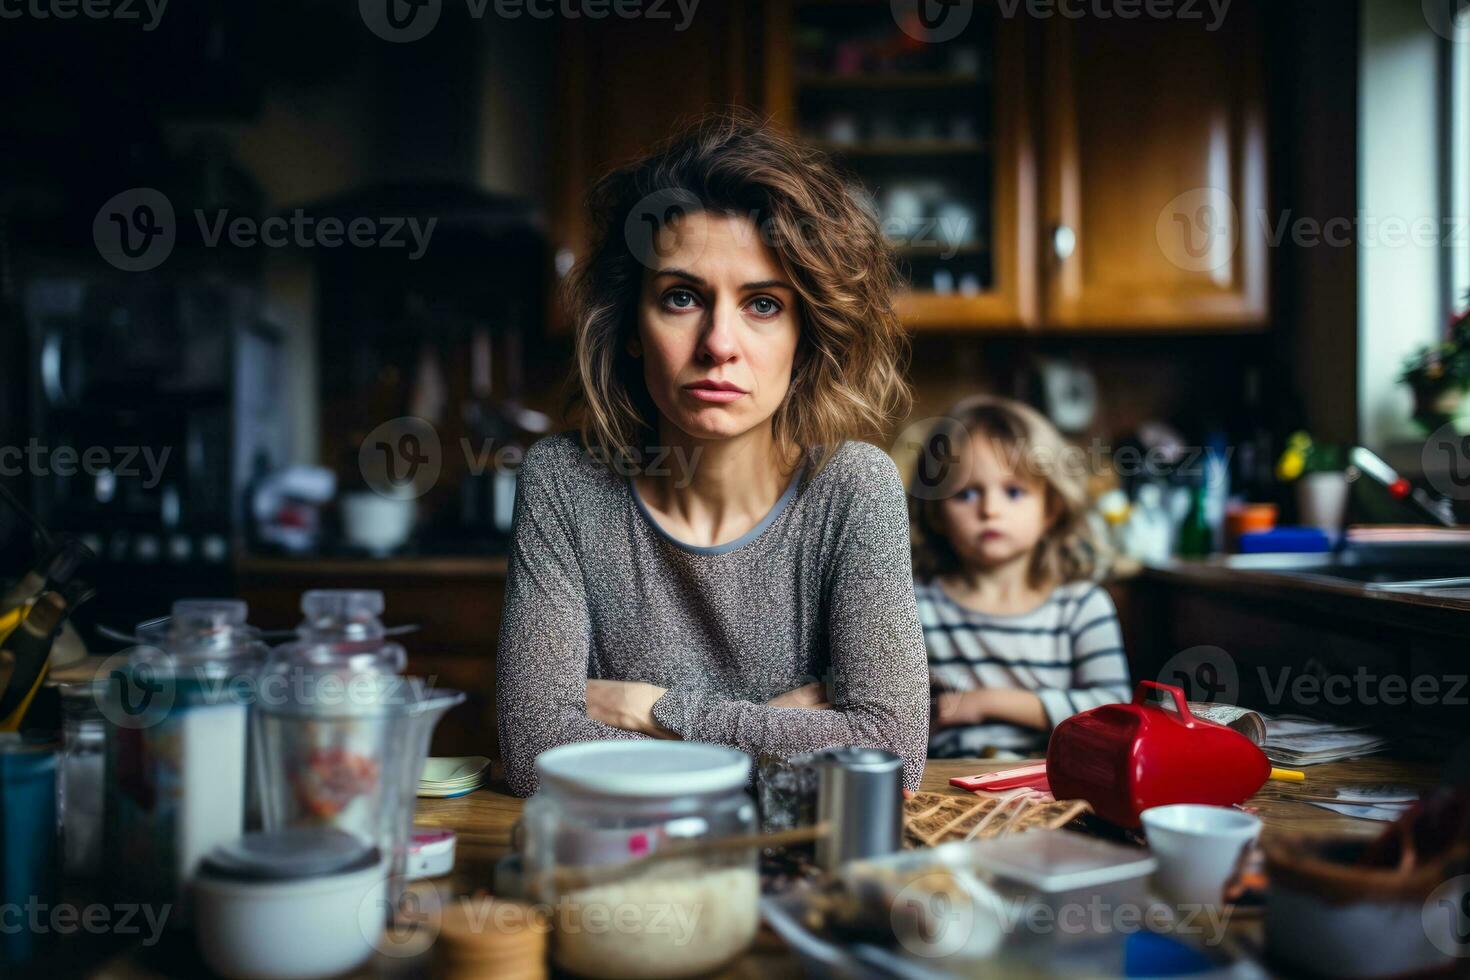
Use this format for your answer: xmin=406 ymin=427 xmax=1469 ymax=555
xmin=563 ymin=109 xmax=911 ymax=474
xmin=908 ymin=395 xmax=1100 ymax=588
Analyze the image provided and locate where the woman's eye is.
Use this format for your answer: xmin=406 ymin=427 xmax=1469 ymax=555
xmin=747 ymin=296 xmax=781 ymax=317
xmin=956 ymin=488 xmax=980 ymax=502
xmin=1006 ymin=485 xmax=1027 ymax=500
xmin=662 ymin=289 xmax=699 ymax=311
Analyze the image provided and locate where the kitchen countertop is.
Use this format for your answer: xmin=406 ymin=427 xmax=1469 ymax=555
xmin=71 ymin=755 xmax=1442 ymax=979
xmin=1142 ymin=557 xmax=1470 ymax=634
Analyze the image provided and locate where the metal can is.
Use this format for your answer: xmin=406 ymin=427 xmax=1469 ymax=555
xmin=0 ymin=733 xmax=59 ymax=965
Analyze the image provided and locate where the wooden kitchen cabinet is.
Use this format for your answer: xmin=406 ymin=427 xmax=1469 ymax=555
xmin=1038 ymin=6 xmax=1269 ymax=329
xmin=765 ymin=0 xmax=1040 ymax=329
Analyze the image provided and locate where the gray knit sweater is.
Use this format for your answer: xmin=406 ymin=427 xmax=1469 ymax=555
xmin=495 ymin=432 xmax=930 ymax=797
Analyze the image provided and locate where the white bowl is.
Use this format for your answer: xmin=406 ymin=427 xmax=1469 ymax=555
xmin=340 ymin=491 xmax=416 ymax=555
xmin=194 ymin=856 xmax=388 ymax=979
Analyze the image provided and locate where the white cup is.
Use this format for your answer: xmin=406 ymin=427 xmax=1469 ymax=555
xmin=1141 ymin=804 xmax=1261 ymax=909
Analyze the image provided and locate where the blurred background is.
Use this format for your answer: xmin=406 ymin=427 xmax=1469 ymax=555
xmin=1 ymin=0 xmax=1467 ymax=753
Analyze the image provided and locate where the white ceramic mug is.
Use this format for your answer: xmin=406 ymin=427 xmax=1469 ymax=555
xmin=1141 ymin=804 xmax=1261 ymax=909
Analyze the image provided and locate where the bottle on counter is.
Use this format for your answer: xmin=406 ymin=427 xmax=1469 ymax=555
xmin=1178 ymin=482 xmax=1216 ymax=558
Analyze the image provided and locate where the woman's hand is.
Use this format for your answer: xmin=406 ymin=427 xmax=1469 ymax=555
xmin=766 ymin=681 xmax=832 ymax=710
xmin=586 ymin=680 xmax=679 ymax=738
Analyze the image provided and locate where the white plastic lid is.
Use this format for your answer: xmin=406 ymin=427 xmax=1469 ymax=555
xmin=535 ymin=740 xmax=751 ymax=799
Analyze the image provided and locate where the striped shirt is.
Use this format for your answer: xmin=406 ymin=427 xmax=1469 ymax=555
xmin=917 ymin=578 xmax=1131 ymax=758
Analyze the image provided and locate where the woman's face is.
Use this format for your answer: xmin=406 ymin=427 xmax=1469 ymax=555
xmin=633 ymin=210 xmax=800 ymax=446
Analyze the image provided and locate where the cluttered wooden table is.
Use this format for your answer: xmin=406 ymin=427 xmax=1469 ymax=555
xmin=416 ymin=756 xmax=1438 ymax=880
xmin=408 ymin=754 xmax=1444 ymax=979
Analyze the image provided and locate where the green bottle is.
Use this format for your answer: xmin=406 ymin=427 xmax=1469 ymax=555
xmin=1178 ymin=483 xmax=1214 ymax=557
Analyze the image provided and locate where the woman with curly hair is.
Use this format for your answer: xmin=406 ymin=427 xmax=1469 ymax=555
xmin=495 ymin=110 xmax=929 ymax=796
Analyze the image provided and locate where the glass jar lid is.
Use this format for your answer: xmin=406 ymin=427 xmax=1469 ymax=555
xmin=129 ymin=599 xmax=268 ymax=677
xmin=535 ymin=741 xmax=751 ymax=799
xmin=268 ymin=589 xmax=407 ymax=675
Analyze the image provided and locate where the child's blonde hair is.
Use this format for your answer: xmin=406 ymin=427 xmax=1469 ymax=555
xmin=907 ymin=394 xmax=1098 ymax=587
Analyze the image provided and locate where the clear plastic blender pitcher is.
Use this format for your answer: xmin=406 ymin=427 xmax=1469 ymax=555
xmin=252 ymin=664 xmax=462 ymax=901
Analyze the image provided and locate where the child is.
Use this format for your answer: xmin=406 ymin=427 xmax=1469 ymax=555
xmin=908 ymin=395 xmax=1131 ymax=759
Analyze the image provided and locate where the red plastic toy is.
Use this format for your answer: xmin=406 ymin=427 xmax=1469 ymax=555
xmin=1046 ymin=680 xmax=1270 ymax=828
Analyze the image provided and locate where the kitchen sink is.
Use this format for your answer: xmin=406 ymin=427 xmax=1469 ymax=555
xmin=1219 ymin=546 xmax=1470 ymax=591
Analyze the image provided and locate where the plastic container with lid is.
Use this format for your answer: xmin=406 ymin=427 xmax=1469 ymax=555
xmin=522 ymin=740 xmax=760 ymax=979
xmin=104 ymin=599 xmax=269 ymax=918
xmin=268 ymin=590 xmax=406 ymax=675
xmin=193 ymin=828 xmax=387 ymax=980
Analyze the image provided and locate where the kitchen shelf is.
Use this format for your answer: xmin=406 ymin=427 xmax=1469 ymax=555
xmin=796 ymin=71 xmax=983 ymax=90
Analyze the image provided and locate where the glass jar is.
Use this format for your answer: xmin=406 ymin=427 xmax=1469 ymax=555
xmin=58 ymin=680 xmax=106 ymax=878
xmin=522 ymin=741 xmax=759 ymax=980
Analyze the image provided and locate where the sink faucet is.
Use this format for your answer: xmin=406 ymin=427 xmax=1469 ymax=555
xmin=1348 ymin=447 xmax=1458 ymax=527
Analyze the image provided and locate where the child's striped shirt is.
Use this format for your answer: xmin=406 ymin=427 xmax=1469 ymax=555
xmin=917 ymin=578 xmax=1132 ymax=758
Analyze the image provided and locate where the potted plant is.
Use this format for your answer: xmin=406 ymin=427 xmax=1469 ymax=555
xmin=1399 ymin=302 xmax=1470 ymax=432
xmin=1277 ymin=432 xmax=1349 ymax=532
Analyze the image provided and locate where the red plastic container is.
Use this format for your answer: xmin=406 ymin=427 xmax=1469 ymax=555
xmin=1046 ymin=681 xmax=1270 ymax=828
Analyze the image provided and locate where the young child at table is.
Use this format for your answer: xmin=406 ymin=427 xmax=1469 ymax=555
xmin=907 ymin=394 xmax=1131 ymax=759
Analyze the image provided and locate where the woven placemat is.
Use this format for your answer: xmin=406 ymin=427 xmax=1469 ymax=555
xmin=903 ymin=790 xmax=1092 ymax=848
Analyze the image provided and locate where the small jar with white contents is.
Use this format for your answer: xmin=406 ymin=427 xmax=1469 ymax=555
xmin=522 ymin=741 xmax=760 ymax=980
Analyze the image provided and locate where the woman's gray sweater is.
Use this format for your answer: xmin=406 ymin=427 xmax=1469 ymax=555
xmin=495 ymin=432 xmax=930 ymax=797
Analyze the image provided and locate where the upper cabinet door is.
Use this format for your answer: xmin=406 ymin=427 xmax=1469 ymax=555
xmin=1040 ymin=5 xmax=1269 ymax=329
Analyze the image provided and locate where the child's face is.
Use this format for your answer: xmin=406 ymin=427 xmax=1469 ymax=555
xmin=939 ymin=435 xmax=1051 ymax=574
